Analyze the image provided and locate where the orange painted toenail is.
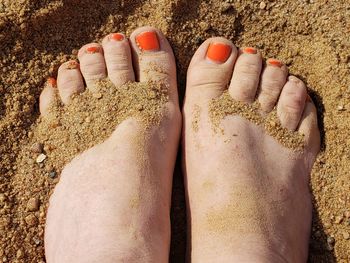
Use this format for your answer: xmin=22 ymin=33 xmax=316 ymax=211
xmin=110 ymin=33 xmax=124 ymax=41
xmin=135 ymin=31 xmax=160 ymax=51
xmin=243 ymin=47 xmax=257 ymax=54
xmin=267 ymin=58 xmax=283 ymax=67
xmin=47 ymin=77 xmax=57 ymax=87
xmin=67 ymin=61 xmax=79 ymax=69
xmin=206 ymin=43 xmax=232 ymax=63
xmin=86 ymin=46 xmax=100 ymax=54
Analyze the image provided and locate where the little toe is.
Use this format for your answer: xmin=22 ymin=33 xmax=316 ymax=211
xmin=129 ymin=26 xmax=178 ymax=102
xmin=102 ymin=33 xmax=135 ymax=86
xmin=257 ymin=59 xmax=288 ymax=112
xmin=57 ymin=60 xmax=85 ymax=104
xmin=298 ymin=97 xmax=321 ymax=155
xmin=78 ymin=43 xmax=107 ymax=87
xmin=186 ymin=37 xmax=237 ymax=102
xmin=40 ymin=78 xmax=57 ymax=116
xmin=229 ymin=47 xmax=262 ymax=103
xmin=277 ymin=76 xmax=307 ymax=131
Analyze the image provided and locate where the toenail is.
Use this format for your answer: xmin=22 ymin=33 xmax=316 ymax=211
xmin=135 ymin=31 xmax=160 ymax=52
xmin=206 ymin=43 xmax=232 ymax=63
xmin=110 ymin=33 xmax=125 ymax=41
xmin=288 ymin=76 xmax=300 ymax=83
xmin=47 ymin=77 xmax=57 ymax=88
xmin=267 ymin=58 xmax=283 ymax=67
xmin=86 ymin=46 xmax=100 ymax=54
xmin=66 ymin=61 xmax=79 ymax=69
xmin=243 ymin=47 xmax=257 ymax=54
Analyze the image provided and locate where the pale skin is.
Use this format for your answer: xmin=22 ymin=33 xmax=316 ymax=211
xmin=40 ymin=26 xmax=320 ymax=262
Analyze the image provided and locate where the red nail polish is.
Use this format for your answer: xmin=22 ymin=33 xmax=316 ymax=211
xmin=206 ymin=43 xmax=232 ymax=63
xmin=110 ymin=33 xmax=124 ymax=41
xmin=267 ymin=59 xmax=283 ymax=67
xmin=47 ymin=77 xmax=57 ymax=88
xmin=86 ymin=46 xmax=100 ymax=54
xmin=243 ymin=47 xmax=257 ymax=54
xmin=135 ymin=31 xmax=160 ymax=51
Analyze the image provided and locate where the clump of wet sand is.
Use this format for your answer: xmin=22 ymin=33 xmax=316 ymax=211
xmin=209 ymin=91 xmax=305 ymax=150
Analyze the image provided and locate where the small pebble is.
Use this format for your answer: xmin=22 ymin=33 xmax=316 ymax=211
xmin=259 ymin=1 xmax=267 ymax=9
xmin=220 ymin=2 xmax=232 ymax=13
xmin=337 ymin=105 xmax=345 ymax=111
xmin=269 ymin=121 xmax=277 ymax=128
xmin=334 ymin=215 xmax=343 ymax=224
xmin=27 ymin=198 xmax=39 ymax=212
xmin=136 ymin=104 xmax=144 ymax=111
xmin=16 ymin=249 xmax=24 ymax=259
xmin=343 ymin=231 xmax=350 ymax=240
xmin=36 ymin=154 xmax=46 ymax=163
xmin=49 ymin=171 xmax=57 ymax=179
xmin=25 ymin=214 xmax=38 ymax=227
xmin=30 ymin=142 xmax=43 ymax=153
xmin=326 ymin=243 xmax=334 ymax=251
xmin=93 ymin=92 xmax=102 ymax=99
xmin=344 ymin=211 xmax=350 ymax=218
xmin=327 ymin=236 xmax=335 ymax=245
xmin=85 ymin=117 xmax=91 ymax=123
xmin=0 ymin=194 xmax=5 ymax=204
xmin=33 ymin=237 xmax=41 ymax=245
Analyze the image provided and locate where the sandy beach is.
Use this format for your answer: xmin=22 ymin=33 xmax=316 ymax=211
xmin=0 ymin=0 xmax=349 ymax=262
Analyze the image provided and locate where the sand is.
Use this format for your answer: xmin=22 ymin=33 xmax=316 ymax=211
xmin=0 ymin=0 xmax=349 ymax=262
xmin=209 ymin=91 xmax=305 ymax=150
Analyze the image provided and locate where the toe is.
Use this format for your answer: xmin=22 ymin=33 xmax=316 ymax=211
xmin=229 ymin=47 xmax=262 ymax=103
xmin=40 ymin=78 xmax=57 ymax=116
xmin=186 ymin=37 xmax=237 ymax=102
xmin=277 ymin=76 xmax=307 ymax=131
xmin=129 ymin=26 xmax=178 ymax=102
xmin=78 ymin=43 xmax=107 ymax=87
xmin=57 ymin=60 xmax=85 ymax=104
xmin=257 ymin=59 xmax=288 ymax=112
xmin=298 ymin=97 xmax=321 ymax=155
xmin=102 ymin=33 xmax=135 ymax=86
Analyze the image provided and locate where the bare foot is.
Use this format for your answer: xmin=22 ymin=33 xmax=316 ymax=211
xmin=183 ymin=39 xmax=320 ymax=262
xmin=40 ymin=27 xmax=181 ymax=262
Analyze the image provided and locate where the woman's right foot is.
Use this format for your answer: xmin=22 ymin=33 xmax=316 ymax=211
xmin=183 ymin=39 xmax=320 ymax=262
xmin=42 ymin=27 xmax=181 ymax=262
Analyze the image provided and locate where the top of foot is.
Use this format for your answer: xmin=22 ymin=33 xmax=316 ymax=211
xmin=40 ymin=27 xmax=181 ymax=263
xmin=183 ymin=37 xmax=320 ymax=262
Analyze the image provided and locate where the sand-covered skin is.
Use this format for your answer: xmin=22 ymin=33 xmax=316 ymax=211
xmin=209 ymin=91 xmax=305 ymax=150
xmin=0 ymin=0 xmax=349 ymax=262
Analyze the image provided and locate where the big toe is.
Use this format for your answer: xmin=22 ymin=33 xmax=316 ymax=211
xmin=277 ymin=76 xmax=307 ymax=131
xmin=185 ymin=37 xmax=237 ymax=105
xmin=129 ymin=26 xmax=178 ymax=103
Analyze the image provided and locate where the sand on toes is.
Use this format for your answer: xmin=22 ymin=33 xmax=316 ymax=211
xmin=183 ymin=38 xmax=320 ymax=262
xmin=20 ymin=26 xmax=181 ymax=262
